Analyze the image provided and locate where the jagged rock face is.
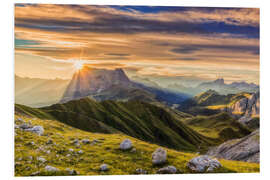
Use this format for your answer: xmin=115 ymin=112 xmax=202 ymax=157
xmin=207 ymin=130 xmax=259 ymax=163
xmin=223 ymin=91 xmax=259 ymax=127
xmin=61 ymin=67 xmax=132 ymax=103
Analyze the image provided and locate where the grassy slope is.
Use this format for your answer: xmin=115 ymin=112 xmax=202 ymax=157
xmin=181 ymin=112 xmax=251 ymax=140
xmin=17 ymin=99 xmax=214 ymax=152
xmin=14 ymin=114 xmax=259 ymax=176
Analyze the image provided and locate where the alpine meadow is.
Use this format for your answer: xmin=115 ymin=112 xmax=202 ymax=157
xmin=14 ymin=4 xmax=260 ymax=176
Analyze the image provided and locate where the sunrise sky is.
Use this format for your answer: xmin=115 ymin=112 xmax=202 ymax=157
xmin=14 ymin=4 xmax=260 ymax=85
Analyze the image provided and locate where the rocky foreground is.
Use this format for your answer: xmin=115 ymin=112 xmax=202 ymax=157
xmin=14 ymin=114 xmax=259 ymax=176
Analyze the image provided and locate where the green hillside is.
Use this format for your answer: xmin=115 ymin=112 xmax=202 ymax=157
xmin=181 ymin=112 xmax=251 ymax=141
xmin=16 ymin=98 xmax=215 ymax=152
xmin=14 ymin=114 xmax=259 ymax=176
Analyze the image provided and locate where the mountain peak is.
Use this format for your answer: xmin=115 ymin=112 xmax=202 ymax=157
xmin=60 ymin=68 xmax=132 ymax=103
xmin=213 ymin=78 xmax=225 ymax=84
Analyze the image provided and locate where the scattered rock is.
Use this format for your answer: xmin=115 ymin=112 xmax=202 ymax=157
xmin=66 ymin=168 xmax=78 ymax=175
xmin=25 ymin=126 xmax=44 ymax=136
xmin=135 ymin=168 xmax=147 ymax=174
xmin=37 ymin=157 xmax=46 ymax=163
xmin=77 ymin=150 xmax=83 ymax=154
xmin=100 ymin=164 xmax=109 ymax=171
xmin=66 ymin=154 xmax=71 ymax=157
xmin=44 ymin=165 xmax=59 ymax=172
xmin=130 ymin=148 xmax=136 ymax=153
xmin=81 ymin=139 xmax=91 ymax=144
xmin=157 ymin=166 xmax=178 ymax=174
xmin=19 ymin=123 xmax=32 ymax=130
xmin=152 ymin=148 xmax=167 ymax=165
xmin=120 ymin=139 xmax=133 ymax=150
xmin=187 ymin=155 xmax=222 ymax=172
xmin=46 ymin=150 xmax=51 ymax=154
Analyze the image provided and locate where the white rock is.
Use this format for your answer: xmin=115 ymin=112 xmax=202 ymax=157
xmin=45 ymin=165 xmax=59 ymax=172
xmin=187 ymin=155 xmax=222 ymax=172
xmin=152 ymin=148 xmax=167 ymax=165
xmin=25 ymin=126 xmax=44 ymax=135
xmin=37 ymin=157 xmax=46 ymax=163
xmin=157 ymin=166 xmax=177 ymax=174
xmin=78 ymin=150 xmax=83 ymax=154
xmin=120 ymin=139 xmax=132 ymax=150
xmin=19 ymin=123 xmax=32 ymax=130
xmin=100 ymin=164 xmax=109 ymax=171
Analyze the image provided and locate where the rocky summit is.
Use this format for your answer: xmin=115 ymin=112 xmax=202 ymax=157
xmin=61 ymin=67 xmax=132 ymax=103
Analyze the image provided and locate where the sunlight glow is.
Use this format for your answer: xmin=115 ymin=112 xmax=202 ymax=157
xmin=73 ymin=61 xmax=84 ymax=70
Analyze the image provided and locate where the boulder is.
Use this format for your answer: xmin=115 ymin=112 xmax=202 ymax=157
xmin=152 ymin=148 xmax=167 ymax=165
xmin=157 ymin=166 xmax=177 ymax=174
xmin=187 ymin=155 xmax=221 ymax=172
xmin=19 ymin=123 xmax=32 ymax=130
xmin=25 ymin=126 xmax=44 ymax=136
xmin=120 ymin=139 xmax=132 ymax=150
xmin=44 ymin=165 xmax=59 ymax=172
xmin=100 ymin=164 xmax=109 ymax=171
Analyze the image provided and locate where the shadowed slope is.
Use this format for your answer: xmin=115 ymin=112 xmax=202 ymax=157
xmin=16 ymin=98 xmax=215 ymax=152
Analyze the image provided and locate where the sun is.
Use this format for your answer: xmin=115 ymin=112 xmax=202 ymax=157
xmin=73 ymin=61 xmax=84 ymax=70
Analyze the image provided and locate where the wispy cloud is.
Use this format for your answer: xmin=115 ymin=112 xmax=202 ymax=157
xmin=14 ymin=4 xmax=260 ymax=83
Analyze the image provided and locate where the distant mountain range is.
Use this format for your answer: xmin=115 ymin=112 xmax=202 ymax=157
xmin=15 ymin=75 xmax=69 ymax=107
xmin=167 ymin=78 xmax=259 ymax=96
xmin=60 ymin=67 xmax=190 ymax=106
xmin=15 ymin=68 xmax=259 ymax=109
